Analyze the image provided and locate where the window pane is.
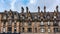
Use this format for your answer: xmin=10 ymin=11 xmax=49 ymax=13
xmin=48 ymin=29 xmax=50 ymax=32
xmin=28 ymin=28 xmax=32 ymax=32
xmin=40 ymin=21 xmax=44 ymax=26
xmin=40 ymin=28 xmax=45 ymax=32
xmin=54 ymin=28 xmax=58 ymax=32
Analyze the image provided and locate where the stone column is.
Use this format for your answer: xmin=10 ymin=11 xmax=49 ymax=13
xmin=12 ymin=22 xmax=14 ymax=33
xmin=5 ymin=22 xmax=8 ymax=33
xmin=24 ymin=27 xmax=28 ymax=33
xmin=1 ymin=23 xmax=3 ymax=33
xmin=0 ymin=21 xmax=1 ymax=33
xmin=45 ymin=27 xmax=48 ymax=34
xmin=37 ymin=22 xmax=40 ymax=33
xmin=32 ymin=22 xmax=34 ymax=33
xmin=51 ymin=26 xmax=54 ymax=33
xmin=16 ymin=22 xmax=19 ymax=33
xmin=24 ymin=22 xmax=28 ymax=33
xmin=20 ymin=23 xmax=22 ymax=32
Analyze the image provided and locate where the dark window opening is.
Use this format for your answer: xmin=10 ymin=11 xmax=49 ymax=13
xmin=22 ymin=28 xmax=24 ymax=32
xmin=53 ymin=23 xmax=58 ymax=26
xmin=35 ymin=28 xmax=37 ymax=32
xmin=28 ymin=28 xmax=32 ymax=32
xmin=54 ymin=28 xmax=58 ymax=32
xmin=8 ymin=27 xmax=12 ymax=32
xmin=53 ymin=21 xmax=58 ymax=26
xmin=14 ymin=29 xmax=16 ymax=32
xmin=28 ymin=22 xmax=31 ymax=26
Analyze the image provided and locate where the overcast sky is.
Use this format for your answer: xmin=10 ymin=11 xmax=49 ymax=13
xmin=0 ymin=0 xmax=60 ymax=12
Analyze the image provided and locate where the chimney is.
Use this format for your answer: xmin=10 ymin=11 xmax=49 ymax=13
xmin=56 ymin=5 xmax=58 ymax=12
xmin=44 ymin=6 xmax=46 ymax=12
xmin=26 ymin=6 xmax=28 ymax=13
xmin=21 ymin=7 xmax=24 ymax=13
xmin=38 ymin=6 xmax=40 ymax=13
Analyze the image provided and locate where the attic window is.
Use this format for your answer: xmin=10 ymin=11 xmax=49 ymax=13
xmin=28 ymin=17 xmax=31 ymax=19
xmin=35 ymin=16 xmax=37 ymax=19
xmin=54 ymin=16 xmax=56 ymax=18
xmin=3 ymin=15 xmax=6 ymax=19
xmin=14 ymin=15 xmax=17 ymax=19
xmin=40 ymin=21 xmax=44 ymax=25
xmin=22 ymin=16 xmax=24 ymax=19
xmin=47 ymin=16 xmax=50 ymax=19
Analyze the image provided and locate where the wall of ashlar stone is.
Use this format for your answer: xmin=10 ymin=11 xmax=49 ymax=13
xmin=20 ymin=22 xmax=54 ymax=33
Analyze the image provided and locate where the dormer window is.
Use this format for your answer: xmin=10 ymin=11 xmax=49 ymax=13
xmin=28 ymin=17 xmax=31 ymax=19
xmin=40 ymin=21 xmax=44 ymax=26
xmin=54 ymin=16 xmax=56 ymax=18
xmin=21 ymin=15 xmax=25 ymax=19
xmin=47 ymin=21 xmax=50 ymax=26
xmin=3 ymin=15 xmax=6 ymax=19
xmin=40 ymin=28 xmax=45 ymax=32
xmin=22 ymin=16 xmax=24 ymax=19
xmin=9 ymin=16 xmax=12 ymax=19
xmin=38 ymin=15 xmax=40 ymax=19
xmin=47 ymin=16 xmax=50 ymax=19
xmin=14 ymin=15 xmax=17 ymax=19
xmin=9 ymin=20 xmax=12 ymax=25
xmin=41 ymin=17 xmax=43 ymax=19
xmin=28 ymin=22 xmax=31 ymax=26
xmin=35 ymin=16 xmax=37 ymax=19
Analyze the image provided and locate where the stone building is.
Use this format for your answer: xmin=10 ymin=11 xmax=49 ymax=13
xmin=0 ymin=6 xmax=60 ymax=34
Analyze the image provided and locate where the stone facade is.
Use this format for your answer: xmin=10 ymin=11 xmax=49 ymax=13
xmin=0 ymin=6 xmax=60 ymax=34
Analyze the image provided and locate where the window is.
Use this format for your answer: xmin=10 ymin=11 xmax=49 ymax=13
xmin=53 ymin=21 xmax=58 ymax=26
xmin=14 ymin=28 xmax=16 ymax=32
xmin=41 ymin=17 xmax=43 ymax=19
xmin=8 ymin=27 xmax=12 ymax=32
xmin=40 ymin=28 xmax=45 ymax=32
xmin=28 ymin=22 xmax=31 ymax=26
xmin=22 ymin=16 xmax=24 ymax=19
xmin=40 ymin=21 xmax=44 ymax=26
xmin=48 ymin=29 xmax=50 ymax=32
xmin=54 ymin=16 xmax=56 ymax=18
xmin=22 ymin=28 xmax=24 ymax=32
xmin=9 ymin=20 xmax=12 ymax=25
xmin=28 ymin=28 xmax=32 ymax=32
xmin=38 ymin=15 xmax=40 ymax=19
xmin=47 ymin=21 xmax=50 ymax=26
xmin=14 ymin=15 xmax=17 ymax=19
xmin=47 ymin=16 xmax=50 ymax=19
xmin=3 ymin=15 xmax=6 ymax=19
xmin=54 ymin=28 xmax=58 ymax=32
xmin=28 ymin=17 xmax=31 ymax=19
xmin=3 ymin=28 xmax=5 ymax=32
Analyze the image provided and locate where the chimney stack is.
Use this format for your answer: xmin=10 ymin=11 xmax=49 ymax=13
xmin=44 ymin=6 xmax=46 ymax=12
xmin=56 ymin=5 xmax=58 ymax=12
xmin=21 ymin=7 xmax=24 ymax=13
xmin=38 ymin=6 xmax=40 ymax=12
xmin=26 ymin=6 xmax=29 ymax=13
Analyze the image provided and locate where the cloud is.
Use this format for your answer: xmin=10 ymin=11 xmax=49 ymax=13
xmin=10 ymin=0 xmax=16 ymax=10
xmin=30 ymin=0 xmax=36 ymax=4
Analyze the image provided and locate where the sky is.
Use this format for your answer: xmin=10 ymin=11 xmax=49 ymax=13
xmin=0 ymin=0 xmax=60 ymax=12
